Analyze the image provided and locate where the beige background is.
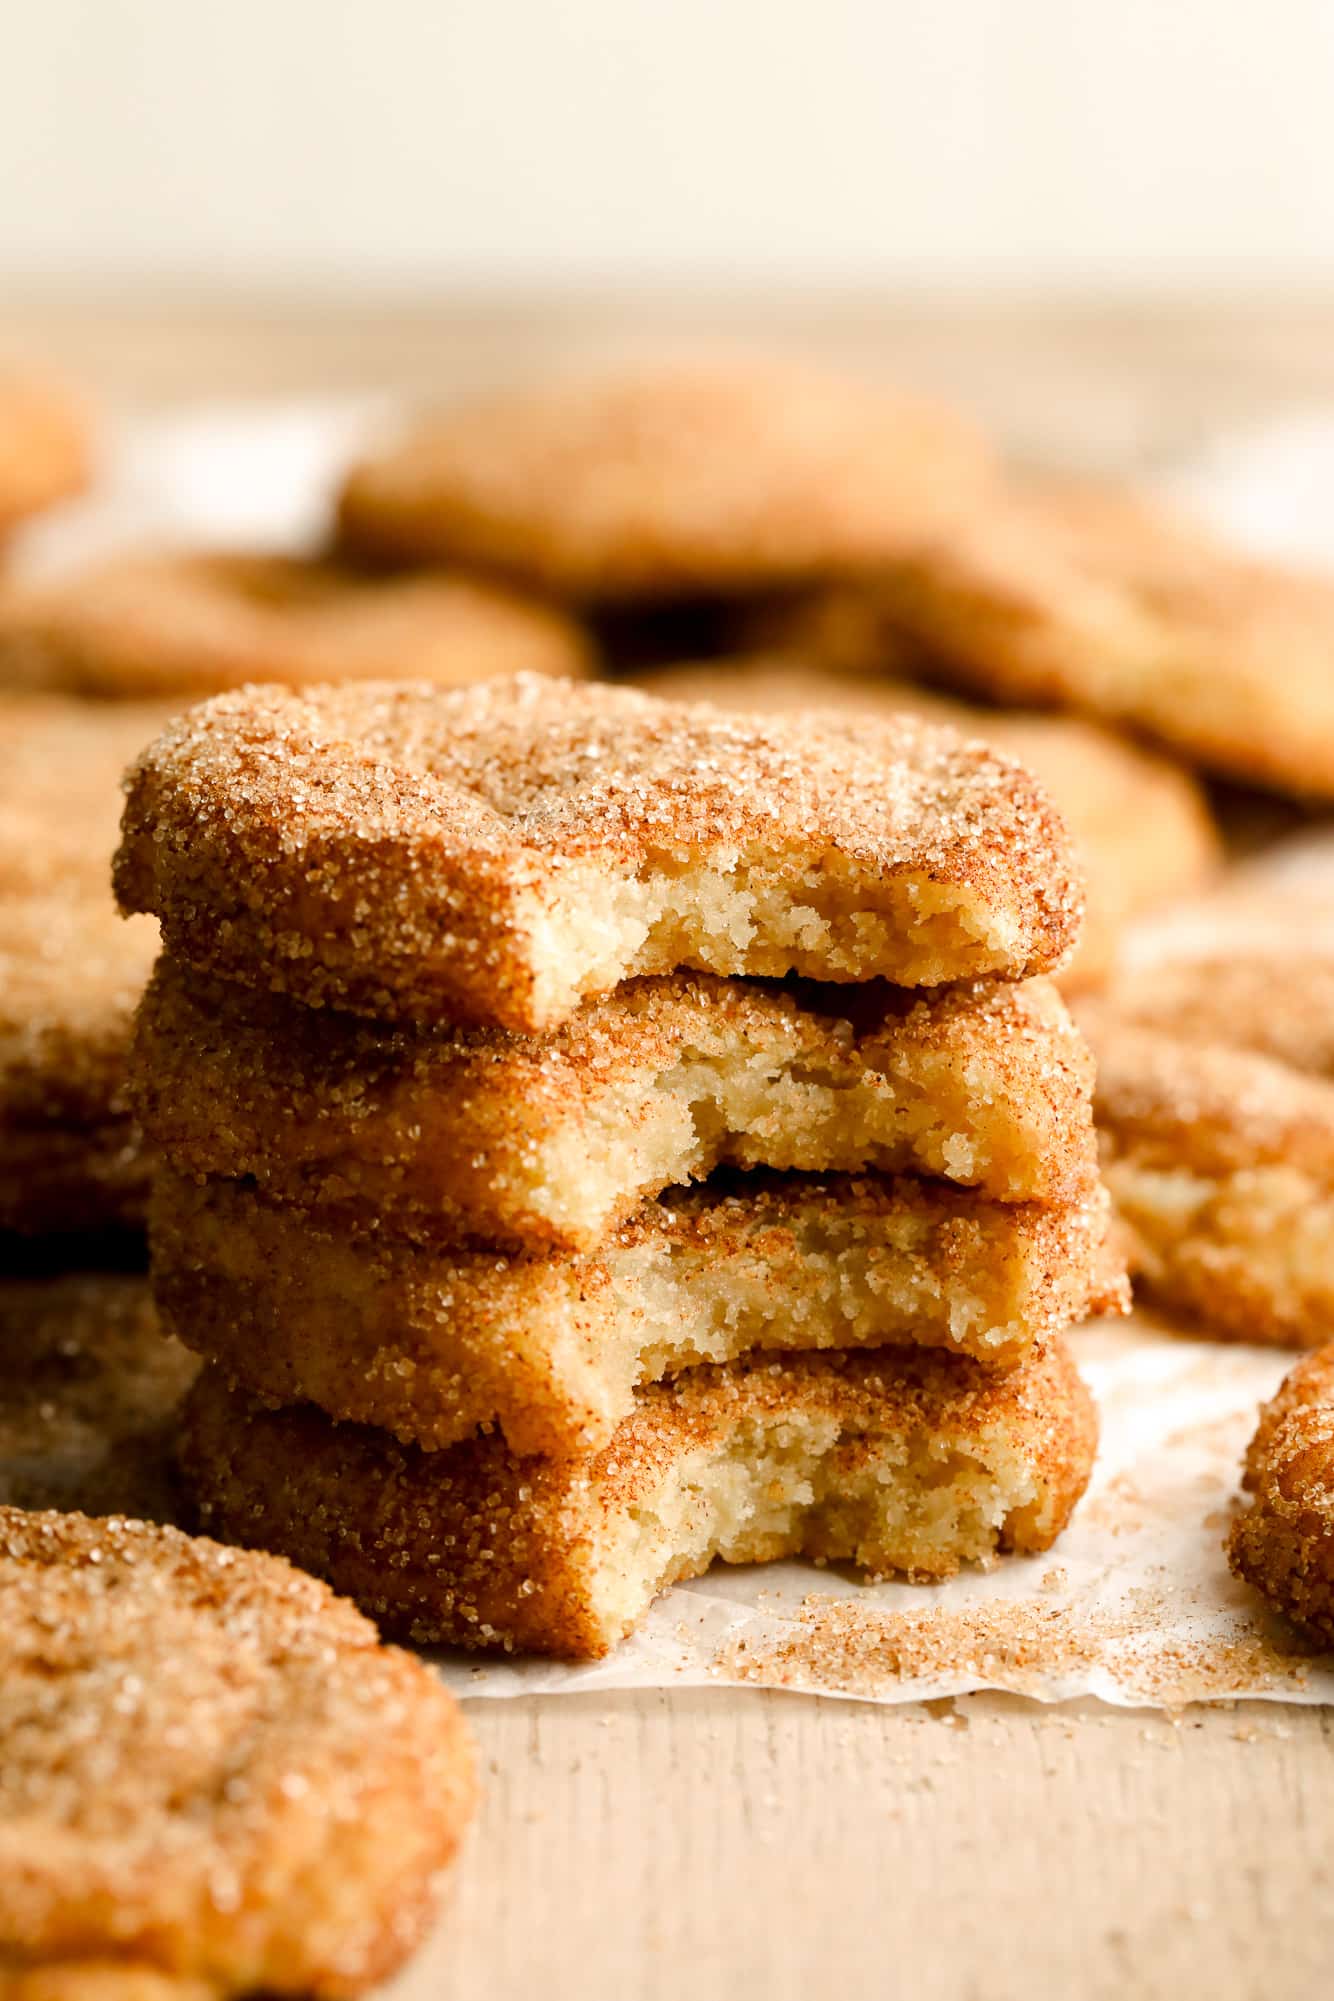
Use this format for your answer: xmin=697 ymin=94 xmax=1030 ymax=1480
xmin=5 ymin=1 xmax=1334 ymax=291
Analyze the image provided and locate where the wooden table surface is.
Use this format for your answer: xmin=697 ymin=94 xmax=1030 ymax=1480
xmin=8 ymin=291 xmax=1333 ymax=2001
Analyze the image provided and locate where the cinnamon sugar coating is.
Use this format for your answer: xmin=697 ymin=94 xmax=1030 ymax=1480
xmin=0 ymin=1507 xmax=475 ymax=1995
xmin=0 ymin=899 xmax=158 ymax=1235
xmin=1229 ymin=1346 xmax=1334 ymax=1647
xmin=151 ymin=1169 xmax=1124 ymax=1455
xmin=181 ymin=1339 xmax=1097 ymax=1660
xmin=869 ymin=479 xmax=1334 ymax=798
xmin=633 ymin=659 xmax=1220 ymax=990
xmin=0 ymin=1272 xmax=196 ymax=1520
xmin=334 ymin=357 xmax=994 ymax=599
xmin=0 ymin=371 xmax=90 ymax=537
xmin=132 ymin=961 xmax=1099 ymax=1251
xmin=1085 ymin=1013 xmax=1334 ymax=1347
xmin=0 ymin=551 xmax=592 ymax=701
xmin=114 ymin=675 xmax=1084 ymax=1031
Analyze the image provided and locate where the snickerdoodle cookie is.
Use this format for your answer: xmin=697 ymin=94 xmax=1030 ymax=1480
xmin=0 ymin=1271 xmax=195 ymax=1520
xmin=181 ymin=1338 xmax=1098 ymax=1659
xmin=0 ymin=1507 xmax=474 ymax=1995
xmin=632 ymin=659 xmax=1220 ymax=989
xmin=0 ymin=697 xmax=173 ymax=901
xmin=115 ymin=676 xmax=1084 ymax=1031
xmin=1228 ymin=1345 xmax=1334 ymax=1647
xmin=0 ymin=551 xmax=592 ymax=699
xmin=335 ymin=357 xmax=993 ymax=600
xmin=131 ymin=961 xmax=1099 ymax=1251
xmin=868 ymin=479 xmax=1334 ymax=798
xmin=0 ymin=371 xmax=90 ymax=543
xmin=0 ymin=898 xmax=158 ymax=1235
xmin=1084 ymin=976 xmax=1334 ymax=1347
xmin=151 ymin=1167 xmax=1122 ymax=1455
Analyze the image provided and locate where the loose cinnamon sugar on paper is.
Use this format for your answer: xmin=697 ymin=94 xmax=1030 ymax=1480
xmin=712 ymin=1591 xmax=1319 ymax=1707
xmin=717 ymin=1599 xmax=1101 ymax=1698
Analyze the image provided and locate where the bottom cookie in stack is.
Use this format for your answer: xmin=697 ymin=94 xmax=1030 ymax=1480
xmin=181 ymin=1339 xmax=1097 ymax=1661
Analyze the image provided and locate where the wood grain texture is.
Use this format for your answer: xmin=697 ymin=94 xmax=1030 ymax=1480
xmin=7 ymin=295 xmax=1330 ymax=1997
xmin=394 ymin=1691 xmax=1333 ymax=2001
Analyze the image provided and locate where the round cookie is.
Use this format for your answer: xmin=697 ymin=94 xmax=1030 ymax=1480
xmin=0 ymin=1271 xmax=196 ymax=1520
xmin=869 ymin=478 xmax=1334 ymax=800
xmin=149 ymin=1167 xmax=1120 ymax=1456
xmin=0 ymin=1506 xmax=475 ymax=1995
xmin=131 ymin=960 xmax=1099 ymax=1252
xmin=0 ymin=370 xmax=91 ymax=542
xmin=1084 ymin=1014 xmax=1334 ymax=1350
xmin=335 ymin=356 xmax=994 ymax=600
xmin=181 ymin=1339 xmax=1098 ymax=1659
xmin=1228 ymin=1346 xmax=1334 ymax=1647
xmin=114 ymin=674 xmax=1084 ymax=1032
xmin=0 ymin=551 xmax=593 ymax=700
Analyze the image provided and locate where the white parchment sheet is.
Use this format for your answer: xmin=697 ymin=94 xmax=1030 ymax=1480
xmin=20 ymin=394 xmax=1334 ymax=1706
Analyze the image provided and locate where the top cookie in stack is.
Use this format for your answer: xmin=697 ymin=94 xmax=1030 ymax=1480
xmin=120 ymin=682 xmax=1117 ymax=1661
xmin=115 ymin=674 xmax=1079 ymax=1029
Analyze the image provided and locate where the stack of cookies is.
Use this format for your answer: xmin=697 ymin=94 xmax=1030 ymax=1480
xmin=117 ymin=673 xmax=1124 ymax=1659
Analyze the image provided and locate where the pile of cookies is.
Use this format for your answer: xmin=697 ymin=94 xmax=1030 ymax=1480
xmin=9 ymin=343 xmax=1334 ymax=1987
xmin=115 ymin=672 xmax=1123 ymax=1658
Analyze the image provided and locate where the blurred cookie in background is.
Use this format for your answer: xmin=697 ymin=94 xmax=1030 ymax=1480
xmin=0 ymin=549 xmax=594 ymax=699
xmin=733 ymin=579 xmax=925 ymax=679
xmin=335 ymin=355 xmax=995 ymax=600
xmin=0 ymin=1267 xmax=195 ymax=1520
xmin=832 ymin=477 xmax=1334 ymax=801
xmin=631 ymin=658 xmax=1221 ymax=991
xmin=0 ymin=698 xmax=167 ymax=1244
xmin=0 ymin=897 xmax=158 ymax=1237
xmin=1082 ymin=953 xmax=1334 ymax=1349
xmin=1120 ymin=839 xmax=1334 ymax=969
xmin=0 ymin=368 xmax=92 ymax=551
